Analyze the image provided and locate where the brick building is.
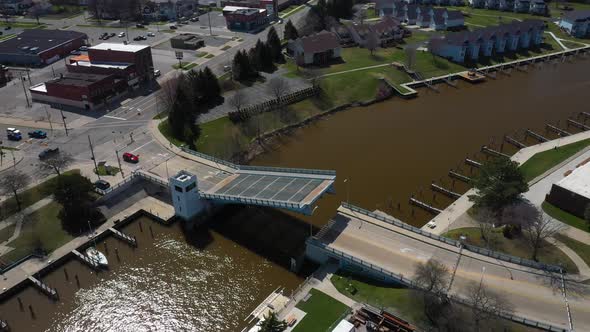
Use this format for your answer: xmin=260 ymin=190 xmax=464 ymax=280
xmin=223 ymin=6 xmax=269 ymax=31
xmin=30 ymin=73 xmax=126 ymax=110
xmin=0 ymin=29 xmax=87 ymax=66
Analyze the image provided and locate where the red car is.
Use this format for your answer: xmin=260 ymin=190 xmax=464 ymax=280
xmin=123 ymin=152 xmax=139 ymax=163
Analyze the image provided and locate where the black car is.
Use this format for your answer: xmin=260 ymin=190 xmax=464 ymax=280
xmin=38 ymin=147 xmax=59 ymax=159
xmin=133 ymin=36 xmax=142 ymax=41
xmin=169 ymin=25 xmax=177 ymax=29
xmin=136 ymin=24 xmax=144 ymax=28
xmin=94 ymin=180 xmax=111 ymax=190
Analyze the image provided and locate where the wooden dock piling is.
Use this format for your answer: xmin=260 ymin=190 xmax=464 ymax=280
xmin=28 ymin=276 xmax=59 ymax=300
xmin=71 ymin=249 xmax=101 ymax=270
xmin=546 ymin=124 xmax=571 ymax=137
xmin=409 ymin=197 xmax=442 ymax=215
xmin=449 ymin=170 xmax=471 ymax=183
xmin=525 ymin=129 xmax=549 ymax=142
xmin=465 ymin=158 xmax=482 ymax=168
xmin=431 ymin=183 xmax=461 ymax=199
xmin=0 ymin=319 xmax=8 ymax=331
xmin=481 ymin=146 xmax=510 ymax=159
xmin=109 ymin=227 xmax=138 ymax=247
xmin=504 ymin=135 xmax=526 ymax=149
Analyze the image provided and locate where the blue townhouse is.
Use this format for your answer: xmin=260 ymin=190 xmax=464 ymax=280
xmin=558 ymin=10 xmax=590 ymax=38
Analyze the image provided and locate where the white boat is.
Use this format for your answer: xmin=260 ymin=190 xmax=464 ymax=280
xmin=86 ymin=247 xmax=108 ymax=267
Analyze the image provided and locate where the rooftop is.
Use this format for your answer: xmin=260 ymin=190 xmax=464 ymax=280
xmin=297 ymin=30 xmax=340 ymax=54
xmin=47 ymin=73 xmax=112 ymax=87
xmin=0 ymin=29 xmax=87 ymax=55
xmin=90 ymin=43 xmax=150 ymax=53
xmin=555 ymin=161 xmax=590 ymax=200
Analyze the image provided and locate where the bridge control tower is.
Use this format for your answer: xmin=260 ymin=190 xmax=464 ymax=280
xmin=169 ymin=170 xmax=204 ymax=220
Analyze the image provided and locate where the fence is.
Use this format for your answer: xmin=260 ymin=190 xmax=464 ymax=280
xmin=229 ymin=86 xmax=320 ymax=121
xmin=340 ymin=202 xmax=563 ymax=273
xmin=307 ymin=239 xmax=570 ymax=332
xmin=200 ymin=192 xmax=303 ymax=210
xmin=180 ymin=146 xmax=238 ymax=169
xmin=238 ymin=165 xmax=336 ymax=177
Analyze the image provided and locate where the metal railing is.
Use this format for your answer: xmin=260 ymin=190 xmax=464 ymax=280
xmin=200 ymin=192 xmax=304 ymax=210
xmin=134 ymin=170 xmax=169 ymax=186
xmin=238 ymin=165 xmax=336 ymax=177
xmin=180 ymin=146 xmax=238 ymax=169
xmin=340 ymin=202 xmax=563 ymax=273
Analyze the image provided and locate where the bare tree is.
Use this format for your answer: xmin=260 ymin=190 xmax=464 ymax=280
xmin=476 ymin=208 xmax=497 ymax=248
xmin=522 ymin=211 xmax=566 ymax=261
xmin=414 ymin=258 xmax=450 ymax=294
xmin=502 ymin=201 xmax=539 ymax=227
xmin=267 ymin=77 xmax=289 ymax=103
xmin=0 ymin=169 xmax=32 ymax=211
xmin=159 ymin=73 xmax=182 ymax=113
xmin=405 ymin=45 xmax=418 ymax=70
xmin=355 ymin=8 xmax=368 ymax=24
xmin=228 ymin=89 xmax=248 ymax=112
xmin=366 ymin=31 xmax=380 ymax=56
xmin=466 ymin=281 xmax=514 ymax=332
xmin=39 ymin=152 xmax=73 ymax=177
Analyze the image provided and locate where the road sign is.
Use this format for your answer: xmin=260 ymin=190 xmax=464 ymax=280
xmin=175 ymin=51 xmax=184 ymax=60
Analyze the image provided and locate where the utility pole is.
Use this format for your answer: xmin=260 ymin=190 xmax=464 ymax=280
xmin=20 ymin=73 xmax=30 ymax=108
xmin=88 ymin=135 xmax=100 ymax=180
xmin=59 ymin=108 xmax=69 ymax=136
xmin=115 ymin=149 xmax=124 ymax=178
xmin=44 ymin=106 xmax=53 ymax=134
xmin=51 ymin=65 xmax=55 ymax=78
xmin=26 ymin=67 xmax=31 ymax=84
xmin=207 ymin=8 xmax=212 ymax=36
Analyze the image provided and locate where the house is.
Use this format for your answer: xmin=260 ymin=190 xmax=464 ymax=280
xmin=346 ymin=17 xmax=404 ymax=46
xmin=498 ymin=0 xmax=514 ymax=11
xmin=446 ymin=10 xmax=465 ymax=30
xmin=429 ymin=8 xmax=447 ymax=30
xmin=513 ymin=0 xmax=530 ymax=12
xmin=331 ymin=24 xmax=355 ymax=45
xmin=142 ymin=0 xmax=198 ymax=21
xmin=222 ymin=6 xmax=269 ymax=31
xmin=287 ymin=31 xmax=342 ymax=66
xmin=170 ymin=34 xmax=205 ymax=49
xmin=485 ymin=0 xmax=499 ymax=9
xmin=529 ymin=0 xmax=547 ymax=15
xmin=469 ymin=0 xmax=485 ymax=8
xmin=558 ymin=10 xmax=590 ymax=38
xmin=429 ymin=19 xmax=545 ymax=62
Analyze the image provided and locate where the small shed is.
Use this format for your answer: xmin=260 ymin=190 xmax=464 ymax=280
xmin=331 ymin=319 xmax=355 ymax=332
xmin=170 ymin=34 xmax=205 ymax=50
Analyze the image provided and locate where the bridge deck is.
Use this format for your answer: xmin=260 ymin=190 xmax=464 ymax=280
xmin=314 ymin=205 xmax=590 ymax=330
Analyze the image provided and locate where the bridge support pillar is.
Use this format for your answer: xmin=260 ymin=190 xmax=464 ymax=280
xmin=169 ymin=171 xmax=205 ymax=220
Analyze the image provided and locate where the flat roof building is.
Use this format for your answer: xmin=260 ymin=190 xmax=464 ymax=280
xmin=546 ymin=161 xmax=590 ymax=218
xmin=0 ymin=29 xmax=87 ymax=66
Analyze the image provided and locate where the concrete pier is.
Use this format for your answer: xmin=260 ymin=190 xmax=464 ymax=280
xmin=71 ymin=249 xmax=101 ymax=270
xmin=546 ymin=124 xmax=571 ymax=137
xmin=481 ymin=145 xmax=510 ymax=159
xmin=27 ymin=276 xmax=58 ymax=300
xmin=109 ymin=227 xmax=137 ymax=247
xmin=431 ymin=183 xmax=461 ymax=199
xmin=449 ymin=170 xmax=471 ymax=183
xmin=465 ymin=158 xmax=482 ymax=168
xmin=505 ymin=135 xmax=527 ymax=149
xmin=409 ymin=197 xmax=442 ymax=215
xmin=525 ymin=129 xmax=549 ymax=143
xmin=567 ymin=118 xmax=590 ymax=131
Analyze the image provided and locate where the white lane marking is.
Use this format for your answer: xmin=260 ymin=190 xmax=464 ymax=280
xmin=130 ymin=139 xmax=155 ymax=153
xmin=103 ymin=115 xmax=127 ymax=121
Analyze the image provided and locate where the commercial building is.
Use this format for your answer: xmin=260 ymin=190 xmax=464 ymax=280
xmin=429 ymin=19 xmax=545 ymax=62
xmin=29 ymin=73 xmax=126 ymax=110
xmin=559 ymin=10 xmax=590 ymax=38
xmin=222 ymin=6 xmax=269 ymax=31
xmin=222 ymin=0 xmax=297 ymax=15
xmin=287 ymin=30 xmax=342 ymax=65
xmin=546 ymin=161 xmax=590 ymax=219
xmin=170 ymin=34 xmax=205 ymax=49
xmin=0 ymin=29 xmax=87 ymax=66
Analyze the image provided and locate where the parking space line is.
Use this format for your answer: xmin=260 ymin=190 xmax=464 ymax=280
xmin=103 ymin=115 xmax=127 ymax=121
xmin=130 ymin=139 xmax=155 ymax=153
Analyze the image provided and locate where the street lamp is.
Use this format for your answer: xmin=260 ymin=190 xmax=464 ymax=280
xmin=310 ymin=205 xmax=319 ymax=237
xmin=343 ymin=178 xmax=350 ymax=205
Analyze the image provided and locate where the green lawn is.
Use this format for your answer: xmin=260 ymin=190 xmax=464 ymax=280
xmin=0 ymin=34 xmax=16 ymax=42
xmin=0 ymin=169 xmax=79 ymax=220
xmin=542 ymin=201 xmax=589 ymax=232
xmin=555 ymin=234 xmax=590 ymax=268
xmin=157 ymin=120 xmax=184 ymax=147
xmin=1 ymin=201 xmax=74 ymax=265
xmin=0 ymin=21 xmax=44 ymax=28
xmin=331 ymin=272 xmax=426 ymax=325
xmin=95 ymin=164 xmax=120 ymax=176
xmin=172 ymin=62 xmax=197 ymax=70
xmin=0 ymin=223 xmax=16 ymax=243
xmin=292 ymin=289 xmax=348 ymax=332
xmin=205 ymin=54 xmax=215 ymax=59
xmin=444 ymin=227 xmax=579 ymax=273
xmin=280 ymin=4 xmax=306 ymax=18
xmin=519 ymin=138 xmax=590 ymax=182
xmin=221 ymin=45 xmax=231 ymax=51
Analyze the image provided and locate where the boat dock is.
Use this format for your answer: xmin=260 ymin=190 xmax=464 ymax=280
xmin=449 ymin=170 xmax=471 ymax=183
xmin=0 ymin=319 xmax=8 ymax=331
xmin=525 ymin=129 xmax=549 ymax=142
xmin=71 ymin=249 xmax=101 ymax=270
xmin=409 ymin=197 xmax=442 ymax=215
xmin=431 ymin=183 xmax=461 ymax=199
xmin=505 ymin=135 xmax=527 ymax=149
xmin=27 ymin=276 xmax=58 ymax=300
xmin=109 ymin=227 xmax=137 ymax=247
xmin=568 ymin=119 xmax=590 ymax=131
xmin=481 ymin=146 xmax=510 ymax=159
xmin=546 ymin=124 xmax=571 ymax=137
xmin=459 ymin=71 xmax=486 ymax=82
xmin=465 ymin=158 xmax=482 ymax=168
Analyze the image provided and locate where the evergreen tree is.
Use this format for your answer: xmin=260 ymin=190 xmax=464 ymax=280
xmin=284 ymin=20 xmax=299 ymax=40
xmin=266 ymin=26 xmax=283 ymax=62
xmin=168 ymin=87 xmax=191 ymax=138
xmin=258 ymin=312 xmax=288 ymax=332
xmin=248 ymin=44 xmax=262 ymax=71
xmin=233 ymin=50 xmax=257 ymax=81
xmin=314 ymin=0 xmax=328 ymax=28
xmin=201 ymin=67 xmax=221 ymax=102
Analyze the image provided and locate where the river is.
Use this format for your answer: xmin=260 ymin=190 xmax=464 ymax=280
xmin=1 ymin=58 xmax=589 ymax=331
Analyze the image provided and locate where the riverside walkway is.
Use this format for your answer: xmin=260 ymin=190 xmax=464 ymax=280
xmin=308 ymin=204 xmax=590 ymax=331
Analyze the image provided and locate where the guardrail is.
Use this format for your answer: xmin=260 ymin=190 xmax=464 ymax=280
xmin=134 ymin=170 xmax=169 ymax=187
xmin=308 ymin=239 xmax=569 ymax=332
xmin=94 ymin=174 xmax=139 ymax=196
xmin=200 ymin=192 xmax=304 ymax=210
xmin=340 ymin=202 xmax=563 ymax=273
xmin=180 ymin=146 xmax=238 ymax=169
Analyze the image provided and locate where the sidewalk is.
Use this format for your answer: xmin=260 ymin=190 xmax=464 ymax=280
xmin=0 ymin=197 xmax=53 ymax=256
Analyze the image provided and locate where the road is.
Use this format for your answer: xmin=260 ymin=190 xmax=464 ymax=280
xmin=316 ymin=205 xmax=590 ymax=330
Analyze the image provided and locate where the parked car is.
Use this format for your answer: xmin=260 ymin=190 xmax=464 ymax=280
xmin=79 ymin=46 xmax=89 ymax=51
xmin=28 ymin=130 xmax=47 ymax=139
xmin=123 ymin=152 xmax=139 ymax=163
xmin=190 ymin=17 xmax=199 ymax=22
xmin=6 ymin=127 xmax=21 ymax=141
xmin=4 ymin=26 xmax=11 ymax=30
xmin=136 ymin=24 xmax=144 ymax=28
xmin=140 ymin=35 xmax=147 ymax=40
xmin=109 ymin=32 xmax=116 ymax=37
xmin=38 ymin=147 xmax=59 ymax=159
xmin=118 ymin=32 xmax=125 ymax=38
xmin=70 ymin=50 xmax=81 ymax=55
xmin=94 ymin=179 xmax=111 ymax=190
xmin=153 ymin=69 xmax=161 ymax=77
xmin=147 ymin=32 xmax=155 ymax=37
xmin=169 ymin=25 xmax=177 ymax=29
xmin=133 ymin=36 xmax=142 ymax=41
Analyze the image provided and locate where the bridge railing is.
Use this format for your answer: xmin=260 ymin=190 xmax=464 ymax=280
xmin=200 ymin=192 xmax=304 ymax=210
xmin=134 ymin=170 xmax=169 ymax=187
xmin=340 ymin=202 xmax=563 ymax=273
xmin=238 ymin=165 xmax=336 ymax=177
xmin=180 ymin=147 xmax=239 ymax=169
xmin=308 ymin=239 xmax=569 ymax=332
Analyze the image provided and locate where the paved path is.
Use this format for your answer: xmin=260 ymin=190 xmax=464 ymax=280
xmin=554 ymin=238 xmax=590 ymax=278
xmin=546 ymin=31 xmax=568 ymax=50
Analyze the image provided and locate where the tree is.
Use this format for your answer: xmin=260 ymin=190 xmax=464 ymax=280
xmin=186 ymin=67 xmax=221 ymax=106
xmin=414 ymin=258 xmax=451 ymax=324
xmin=313 ymin=0 xmax=328 ymax=28
xmin=38 ymin=152 xmax=73 ymax=177
xmin=468 ymin=158 xmax=529 ymax=215
xmin=258 ymin=311 xmax=287 ymax=332
xmin=0 ymin=169 xmax=31 ymax=211
xmin=366 ymin=31 xmax=379 ymax=56
xmin=284 ymin=20 xmax=299 ymax=40
xmin=405 ymin=45 xmax=417 ymax=70
xmin=160 ymin=73 xmax=182 ymax=112
xmin=476 ymin=208 xmax=496 ymax=248
xmin=267 ymin=26 xmax=284 ymax=62
xmin=584 ymin=204 xmax=590 ymax=230
xmin=53 ymin=173 xmax=104 ymax=235
xmin=466 ymin=281 xmax=513 ymax=332
xmin=233 ymin=50 xmax=257 ymax=81
xmin=267 ymin=77 xmax=289 ymax=103
xmin=201 ymin=67 xmax=221 ymax=103
xmin=228 ymin=89 xmax=248 ymax=112
xmin=327 ymin=0 xmax=354 ymax=19
xmin=167 ymin=85 xmax=201 ymax=147
xmin=522 ymin=211 xmax=566 ymax=261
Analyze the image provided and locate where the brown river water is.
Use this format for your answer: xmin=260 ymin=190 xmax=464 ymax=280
xmin=1 ymin=58 xmax=589 ymax=331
